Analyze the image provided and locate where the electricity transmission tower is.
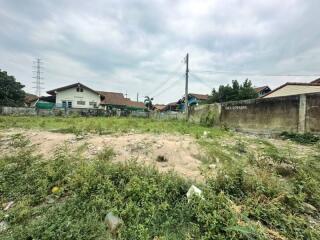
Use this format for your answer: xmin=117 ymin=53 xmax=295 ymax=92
xmin=32 ymin=58 xmax=44 ymax=97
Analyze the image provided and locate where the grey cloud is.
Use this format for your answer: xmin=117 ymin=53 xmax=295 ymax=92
xmin=0 ymin=0 xmax=320 ymax=103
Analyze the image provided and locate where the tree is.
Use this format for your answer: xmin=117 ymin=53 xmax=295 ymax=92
xmin=0 ymin=70 xmax=26 ymax=107
xmin=144 ymin=96 xmax=154 ymax=110
xmin=238 ymin=79 xmax=258 ymax=100
xmin=208 ymin=79 xmax=258 ymax=103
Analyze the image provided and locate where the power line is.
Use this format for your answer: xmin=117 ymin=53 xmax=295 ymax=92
xmin=147 ymin=61 xmax=185 ymax=97
xmin=191 ymin=70 xmax=320 ymax=77
xmin=189 ymin=73 xmax=213 ymax=89
xmin=152 ymin=74 xmax=185 ymax=99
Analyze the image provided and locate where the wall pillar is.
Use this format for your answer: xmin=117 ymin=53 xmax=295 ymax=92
xmin=298 ymin=94 xmax=307 ymax=133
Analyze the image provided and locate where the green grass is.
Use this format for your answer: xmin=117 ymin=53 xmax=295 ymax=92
xmin=0 ymin=140 xmax=269 ymax=240
xmin=0 ymin=116 xmax=227 ymax=138
xmin=280 ymin=131 xmax=320 ymax=145
xmin=0 ymin=117 xmax=319 ymax=239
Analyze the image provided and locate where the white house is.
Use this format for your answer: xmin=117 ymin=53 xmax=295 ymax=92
xmin=47 ymin=83 xmax=101 ymax=109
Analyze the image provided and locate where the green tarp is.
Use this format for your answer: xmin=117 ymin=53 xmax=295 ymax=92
xmin=36 ymin=101 xmax=55 ymax=110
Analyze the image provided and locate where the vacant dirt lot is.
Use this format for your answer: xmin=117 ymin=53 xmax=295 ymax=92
xmin=0 ymin=129 xmax=205 ymax=181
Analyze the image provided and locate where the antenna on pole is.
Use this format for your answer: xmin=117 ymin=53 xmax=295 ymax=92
xmin=32 ymin=58 xmax=44 ymax=97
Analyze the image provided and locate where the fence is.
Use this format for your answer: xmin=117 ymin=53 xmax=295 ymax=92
xmin=0 ymin=106 xmax=37 ymax=115
xmin=150 ymin=111 xmax=185 ymax=120
xmin=0 ymin=106 xmax=148 ymax=117
xmin=1 ymin=93 xmax=319 ymax=134
xmin=221 ymin=93 xmax=320 ymax=134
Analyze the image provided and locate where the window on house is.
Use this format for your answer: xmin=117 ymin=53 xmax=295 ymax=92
xmin=76 ymin=87 xmax=84 ymax=92
xmin=89 ymin=101 xmax=97 ymax=107
xmin=77 ymin=101 xmax=86 ymax=105
xmin=68 ymin=101 xmax=72 ymax=108
xmin=62 ymin=101 xmax=67 ymax=108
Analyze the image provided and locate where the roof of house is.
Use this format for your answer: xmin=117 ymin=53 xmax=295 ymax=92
xmin=261 ymin=82 xmax=320 ymax=98
xmin=47 ymin=83 xmax=100 ymax=96
xmin=189 ymin=93 xmax=209 ymax=100
xmin=39 ymin=95 xmax=56 ymax=103
xmin=24 ymin=93 xmax=38 ymax=103
xmin=254 ymin=86 xmax=270 ymax=93
xmin=154 ymin=104 xmax=166 ymax=110
xmin=310 ymin=78 xmax=320 ymax=84
xmin=98 ymin=91 xmax=127 ymax=106
xmin=125 ymin=99 xmax=146 ymax=109
xmin=167 ymin=101 xmax=179 ymax=106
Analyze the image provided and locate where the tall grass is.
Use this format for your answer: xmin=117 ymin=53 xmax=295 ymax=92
xmin=0 ymin=141 xmax=267 ymax=240
xmin=1 ymin=118 xmax=319 ymax=239
xmin=1 ymin=135 xmax=319 ymax=239
xmin=0 ymin=116 xmax=227 ymax=138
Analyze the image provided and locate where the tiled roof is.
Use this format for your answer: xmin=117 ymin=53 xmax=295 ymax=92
xmin=125 ymin=99 xmax=145 ymax=109
xmin=310 ymin=78 xmax=320 ymax=84
xmin=189 ymin=93 xmax=209 ymax=100
xmin=98 ymin=91 xmax=127 ymax=106
xmin=24 ymin=93 xmax=38 ymax=103
xmin=167 ymin=101 xmax=178 ymax=106
xmin=261 ymin=82 xmax=320 ymax=98
xmin=154 ymin=104 xmax=166 ymax=110
xmin=254 ymin=86 xmax=270 ymax=93
xmin=47 ymin=83 xmax=100 ymax=96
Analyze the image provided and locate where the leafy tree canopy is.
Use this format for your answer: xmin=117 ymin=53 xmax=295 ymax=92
xmin=208 ymin=79 xmax=258 ymax=103
xmin=144 ymin=96 xmax=154 ymax=110
xmin=0 ymin=69 xmax=26 ymax=107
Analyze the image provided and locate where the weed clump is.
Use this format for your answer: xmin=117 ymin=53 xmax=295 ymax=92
xmin=1 ymin=130 xmax=320 ymax=239
xmin=1 ymin=145 xmax=268 ymax=239
xmin=97 ymin=147 xmax=115 ymax=161
xmin=280 ymin=131 xmax=320 ymax=144
xmin=9 ymin=133 xmax=30 ymax=148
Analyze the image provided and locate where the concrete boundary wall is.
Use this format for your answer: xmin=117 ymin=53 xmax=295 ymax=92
xmin=189 ymin=104 xmax=221 ymax=125
xmin=306 ymin=93 xmax=320 ymax=133
xmin=1 ymin=93 xmax=319 ymax=134
xmin=0 ymin=106 xmax=37 ymax=115
xmin=150 ymin=111 xmax=185 ymax=120
xmin=192 ymin=93 xmax=320 ymax=134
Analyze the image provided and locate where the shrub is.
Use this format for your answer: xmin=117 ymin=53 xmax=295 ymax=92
xmin=1 ymin=135 xmax=319 ymax=239
xmin=280 ymin=132 xmax=319 ymax=144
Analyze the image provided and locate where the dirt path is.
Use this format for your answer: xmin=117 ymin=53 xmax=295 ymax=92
xmin=0 ymin=129 xmax=204 ymax=182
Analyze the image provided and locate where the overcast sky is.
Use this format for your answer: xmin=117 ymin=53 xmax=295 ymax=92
xmin=1 ymin=0 xmax=320 ymax=103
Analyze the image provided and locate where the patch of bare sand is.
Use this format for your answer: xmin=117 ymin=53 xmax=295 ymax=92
xmin=0 ymin=130 xmax=204 ymax=182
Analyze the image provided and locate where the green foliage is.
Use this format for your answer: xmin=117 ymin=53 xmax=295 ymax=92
xmin=200 ymin=110 xmax=216 ymax=127
xmin=9 ymin=133 xmax=30 ymax=148
xmin=0 ymin=144 xmax=283 ymax=239
xmin=144 ymin=96 xmax=153 ymax=111
xmin=280 ymin=131 xmax=320 ymax=144
xmin=208 ymin=79 xmax=258 ymax=103
xmin=0 ymin=116 xmax=228 ymax=139
xmin=1 ymin=119 xmax=320 ymax=239
xmin=97 ymin=147 xmax=115 ymax=161
xmin=234 ymin=140 xmax=246 ymax=154
xmin=0 ymin=70 xmax=26 ymax=107
xmin=206 ymin=160 xmax=320 ymax=239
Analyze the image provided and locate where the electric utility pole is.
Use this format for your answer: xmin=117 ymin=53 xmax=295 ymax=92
xmin=137 ymin=92 xmax=139 ymax=102
xmin=185 ymin=53 xmax=189 ymax=120
xmin=32 ymin=58 xmax=44 ymax=97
